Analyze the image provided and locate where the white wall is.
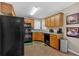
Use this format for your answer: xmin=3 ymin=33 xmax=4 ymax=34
xmin=61 ymin=3 xmax=79 ymax=55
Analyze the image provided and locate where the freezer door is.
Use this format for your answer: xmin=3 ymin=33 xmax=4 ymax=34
xmin=0 ymin=16 xmax=3 ymax=55
xmin=0 ymin=15 xmax=24 ymax=56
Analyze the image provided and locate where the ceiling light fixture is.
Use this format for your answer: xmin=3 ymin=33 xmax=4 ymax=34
xmin=30 ymin=6 xmax=40 ymax=15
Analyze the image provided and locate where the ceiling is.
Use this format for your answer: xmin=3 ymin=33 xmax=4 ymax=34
xmin=9 ymin=2 xmax=76 ymax=18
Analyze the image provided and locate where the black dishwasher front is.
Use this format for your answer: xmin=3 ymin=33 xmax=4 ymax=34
xmin=44 ymin=33 xmax=50 ymax=46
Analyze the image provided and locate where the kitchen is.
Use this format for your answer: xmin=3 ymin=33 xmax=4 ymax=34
xmin=0 ymin=2 xmax=79 ymax=56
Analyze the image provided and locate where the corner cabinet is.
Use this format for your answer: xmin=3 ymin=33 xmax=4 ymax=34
xmin=45 ymin=13 xmax=64 ymax=27
xmin=32 ymin=32 xmax=44 ymax=42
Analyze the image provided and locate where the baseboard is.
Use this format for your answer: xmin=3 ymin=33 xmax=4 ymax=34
xmin=68 ymin=49 xmax=79 ymax=56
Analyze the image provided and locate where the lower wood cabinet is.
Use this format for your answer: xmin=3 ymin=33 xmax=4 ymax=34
xmin=32 ymin=32 xmax=64 ymax=50
xmin=50 ymin=34 xmax=63 ymax=50
xmin=32 ymin=32 xmax=44 ymax=42
xmin=40 ymin=32 xmax=44 ymax=42
xmin=32 ymin=32 xmax=36 ymax=41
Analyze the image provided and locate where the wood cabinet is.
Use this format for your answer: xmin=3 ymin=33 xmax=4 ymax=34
xmin=32 ymin=32 xmax=44 ymax=42
xmin=33 ymin=32 xmax=64 ymax=50
xmin=50 ymin=16 xmax=55 ymax=27
xmin=50 ymin=34 xmax=63 ymax=50
xmin=32 ymin=32 xmax=36 ymax=41
xmin=24 ymin=18 xmax=34 ymax=29
xmin=41 ymin=32 xmax=44 ymax=42
xmin=45 ymin=13 xmax=64 ymax=27
xmin=45 ymin=17 xmax=51 ymax=27
xmin=54 ymin=13 xmax=64 ymax=27
xmin=0 ymin=2 xmax=16 ymax=16
xmin=0 ymin=2 xmax=12 ymax=13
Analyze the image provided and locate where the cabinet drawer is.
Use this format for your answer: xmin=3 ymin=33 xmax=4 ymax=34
xmin=50 ymin=36 xmax=56 ymax=38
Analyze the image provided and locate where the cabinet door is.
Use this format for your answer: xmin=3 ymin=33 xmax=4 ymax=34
xmin=38 ymin=32 xmax=44 ymax=41
xmin=51 ymin=16 xmax=55 ymax=27
xmin=54 ymin=35 xmax=60 ymax=49
xmin=52 ymin=35 xmax=57 ymax=48
xmin=29 ymin=19 xmax=34 ymax=29
xmin=38 ymin=32 xmax=41 ymax=41
xmin=41 ymin=33 xmax=44 ymax=42
xmin=37 ymin=32 xmax=41 ymax=41
xmin=32 ymin=32 xmax=42 ymax=41
xmin=24 ymin=19 xmax=34 ymax=29
xmin=1 ymin=2 xmax=12 ymax=13
xmin=50 ymin=38 xmax=55 ymax=47
xmin=32 ymin=32 xmax=36 ymax=41
xmin=54 ymin=15 xmax=60 ymax=26
xmin=50 ymin=34 xmax=59 ymax=50
xmin=32 ymin=32 xmax=39 ymax=41
xmin=45 ymin=18 xmax=51 ymax=27
xmin=54 ymin=39 xmax=59 ymax=50
xmin=35 ymin=32 xmax=40 ymax=40
xmin=24 ymin=19 xmax=28 ymax=23
xmin=50 ymin=34 xmax=55 ymax=47
xmin=54 ymin=13 xmax=63 ymax=27
xmin=32 ymin=32 xmax=44 ymax=41
xmin=45 ymin=18 xmax=48 ymax=27
xmin=35 ymin=32 xmax=38 ymax=40
xmin=39 ymin=32 xmax=44 ymax=41
xmin=59 ymin=13 xmax=64 ymax=26
xmin=0 ymin=2 xmax=16 ymax=16
xmin=32 ymin=32 xmax=40 ymax=41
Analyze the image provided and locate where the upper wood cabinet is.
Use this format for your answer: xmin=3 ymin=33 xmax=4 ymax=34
xmin=45 ymin=17 xmax=51 ymax=27
xmin=50 ymin=16 xmax=55 ymax=27
xmin=24 ymin=18 xmax=34 ymax=29
xmin=45 ymin=12 xmax=64 ymax=27
xmin=0 ymin=2 xmax=16 ymax=16
xmin=54 ymin=13 xmax=64 ymax=27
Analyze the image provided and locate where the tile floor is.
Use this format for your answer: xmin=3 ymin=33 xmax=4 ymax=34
xmin=24 ymin=41 xmax=76 ymax=56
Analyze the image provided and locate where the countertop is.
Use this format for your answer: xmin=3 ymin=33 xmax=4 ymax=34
xmin=32 ymin=30 xmax=63 ymax=35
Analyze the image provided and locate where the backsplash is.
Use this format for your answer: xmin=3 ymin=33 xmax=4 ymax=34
xmin=48 ymin=27 xmax=63 ymax=34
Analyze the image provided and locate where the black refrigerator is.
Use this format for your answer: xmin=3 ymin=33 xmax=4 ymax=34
xmin=0 ymin=15 xmax=24 ymax=56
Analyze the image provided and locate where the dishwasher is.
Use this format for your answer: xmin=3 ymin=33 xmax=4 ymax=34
xmin=44 ymin=33 xmax=50 ymax=46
